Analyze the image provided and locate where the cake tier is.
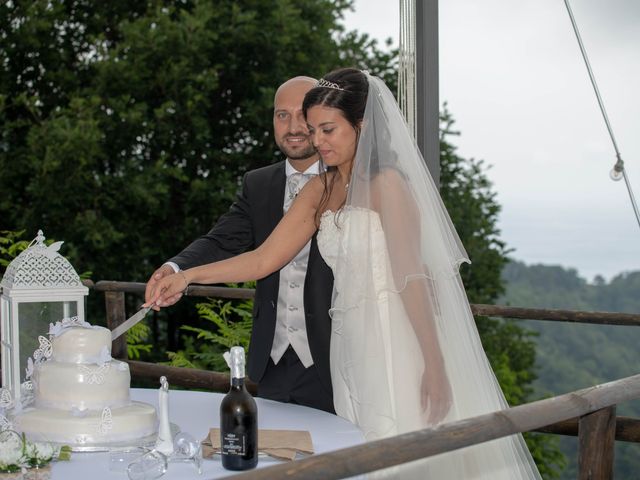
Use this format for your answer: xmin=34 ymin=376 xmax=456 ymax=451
xmin=15 ymin=401 xmax=158 ymax=446
xmin=33 ymin=359 xmax=130 ymax=411
xmin=51 ymin=326 xmax=112 ymax=363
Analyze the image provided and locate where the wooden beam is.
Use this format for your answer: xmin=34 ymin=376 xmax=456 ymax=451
xmin=94 ymin=280 xmax=147 ymax=294
xmin=472 ymin=303 xmax=640 ymax=326
xmin=127 ymin=360 xmax=257 ymax=395
xmin=534 ymin=415 xmax=640 ymax=443
xmin=220 ymin=374 xmax=640 ymax=480
xmin=578 ymin=406 xmax=616 ymax=480
xmin=126 ymin=359 xmax=640 ymax=446
xmin=105 ymin=291 xmax=127 ymax=359
xmin=88 ymin=282 xmax=640 ymax=326
xmin=93 ymin=280 xmax=255 ymax=300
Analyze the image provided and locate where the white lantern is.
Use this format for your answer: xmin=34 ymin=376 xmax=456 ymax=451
xmin=0 ymin=230 xmax=88 ymax=403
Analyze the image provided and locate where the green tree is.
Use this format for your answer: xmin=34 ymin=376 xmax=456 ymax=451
xmin=0 ymin=230 xmax=30 ymax=272
xmin=502 ymin=260 xmax=640 ymax=479
xmin=0 ymin=0 xmax=395 ymax=343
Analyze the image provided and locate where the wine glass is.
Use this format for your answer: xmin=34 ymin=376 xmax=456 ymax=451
xmin=126 ymin=449 xmax=168 ymax=480
xmin=108 ymin=447 xmax=147 ymax=472
xmin=170 ymin=431 xmax=203 ymax=474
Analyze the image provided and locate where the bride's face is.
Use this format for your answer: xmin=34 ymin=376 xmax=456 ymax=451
xmin=306 ymin=105 xmax=358 ymax=170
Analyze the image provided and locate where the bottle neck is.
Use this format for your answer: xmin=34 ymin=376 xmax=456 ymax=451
xmin=230 ymin=377 xmax=245 ymax=388
xmin=230 ymin=361 xmax=245 ymax=381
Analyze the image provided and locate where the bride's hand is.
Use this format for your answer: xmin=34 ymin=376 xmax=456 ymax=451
xmin=144 ymin=271 xmax=189 ymax=308
xmin=421 ymin=365 xmax=452 ymax=425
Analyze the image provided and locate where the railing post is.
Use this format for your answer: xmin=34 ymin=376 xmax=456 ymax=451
xmin=578 ymin=406 xmax=616 ymax=480
xmin=105 ymin=291 xmax=127 ymax=360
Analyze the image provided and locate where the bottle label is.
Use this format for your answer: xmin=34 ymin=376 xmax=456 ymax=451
xmin=221 ymin=432 xmax=247 ymax=456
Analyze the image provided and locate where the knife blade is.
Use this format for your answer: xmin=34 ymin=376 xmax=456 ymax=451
xmin=111 ymin=305 xmax=152 ymax=341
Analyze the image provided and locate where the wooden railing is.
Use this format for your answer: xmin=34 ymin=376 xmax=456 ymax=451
xmin=91 ymin=279 xmax=640 ymax=479
xmin=223 ymin=375 xmax=640 ymax=480
xmin=92 ymin=280 xmax=258 ymax=394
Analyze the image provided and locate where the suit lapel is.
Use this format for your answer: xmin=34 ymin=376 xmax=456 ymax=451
xmin=269 ymin=162 xmax=286 ymax=227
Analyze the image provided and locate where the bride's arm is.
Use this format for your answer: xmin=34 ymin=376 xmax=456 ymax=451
xmin=372 ymin=169 xmax=452 ymax=425
xmin=146 ymin=178 xmax=323 ymax=307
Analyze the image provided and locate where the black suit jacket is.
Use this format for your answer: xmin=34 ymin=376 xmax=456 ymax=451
xmin=170 ymin=161 xmax=334 ymax=395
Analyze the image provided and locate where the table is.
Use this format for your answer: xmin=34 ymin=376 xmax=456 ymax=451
xmin=50 ymin=388 xmax=365 ymax=479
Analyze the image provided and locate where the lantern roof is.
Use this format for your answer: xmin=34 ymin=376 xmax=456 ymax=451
xmin=0 ymin=230 xmax=87 ymax=291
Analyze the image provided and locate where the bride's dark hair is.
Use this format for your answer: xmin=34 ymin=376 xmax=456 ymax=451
xmin=302 ymin=68 xmax=368 ymax=225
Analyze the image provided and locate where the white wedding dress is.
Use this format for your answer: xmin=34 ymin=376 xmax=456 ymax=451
xmin=317 ymin=207 xmax=541 ymax=479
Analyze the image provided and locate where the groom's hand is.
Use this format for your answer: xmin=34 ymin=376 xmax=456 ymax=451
xmin=145 ymin=264 xmax=183 ymax=310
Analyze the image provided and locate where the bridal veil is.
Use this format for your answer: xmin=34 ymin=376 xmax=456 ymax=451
xmin=328 ymin=72 xmax=541 ymax=478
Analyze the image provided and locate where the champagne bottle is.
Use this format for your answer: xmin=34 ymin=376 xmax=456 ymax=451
xmin=220 ymin=346 xmax=258 ymax=470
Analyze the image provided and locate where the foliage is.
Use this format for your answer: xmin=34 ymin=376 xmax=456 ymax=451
xmin=167 ymin=283 xmax=254 ymax=372
xmin=0 ymin=0 xmax=399 ymax=351
xmin=501 ymin=260 xmax=640 ymax=479
xmin=0 ymin=230 xmax=30 ymax=272
xmin=335 ymin=30 xmax=398 ymax=92
xmin=0 ymin=0 xmax=389 ymax=285
xmin=126 ymin=321 xmax=153 ymax=360
xmin=525 ymin=433 xmax=567 ymax=480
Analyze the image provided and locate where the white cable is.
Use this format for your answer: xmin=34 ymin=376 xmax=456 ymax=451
xmin=563 ymin=0 xmax=640 ymax=228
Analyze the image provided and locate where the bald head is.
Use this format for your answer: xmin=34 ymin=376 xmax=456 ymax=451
xmin=273 ymin=76 xmax=318 ymax=165
xmin=274 ymin=76 xmax=317 ymax=103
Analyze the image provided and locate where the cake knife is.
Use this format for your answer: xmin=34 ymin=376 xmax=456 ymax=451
xmin=111 ymin=305 xmax=152 ymax=341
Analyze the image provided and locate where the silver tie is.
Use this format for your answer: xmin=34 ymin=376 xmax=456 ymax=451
xmin=284 ymin=173 xmax=315 ymax=212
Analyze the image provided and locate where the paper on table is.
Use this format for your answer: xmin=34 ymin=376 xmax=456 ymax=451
xmin=202 ymin=428 xmax=313 ymax=461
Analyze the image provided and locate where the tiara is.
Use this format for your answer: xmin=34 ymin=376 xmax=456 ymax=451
xmin=316 ymin=78 xmax=346 ymax=91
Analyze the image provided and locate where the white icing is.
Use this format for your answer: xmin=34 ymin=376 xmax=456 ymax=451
xmin=32 ymin=336 xmax=52 ymax=364
xmin=97 ymin=406 xmax=113 ymax=434
xmin=25 ymin=357 xmax=34 ymax=379
xmin=96 ymin=346 xmax=111 ymax=366
xmin=15 ymin=402 xmax=158 ymax=445
xmin=49 ymin=316 xmax=91 ymax=337
xmin=33 ymin=360 xmax=130 ymax=410
xmin=51 ymin=326 xmax=112 ymax=363
xmin=0 ymin=388 xmax=13 ymax=409
xmin=14 ymin=324 xmax=158 ymax=446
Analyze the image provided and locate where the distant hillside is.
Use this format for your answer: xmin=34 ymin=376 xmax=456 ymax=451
xmin=500 ymin=260 xmax=640 ymax=479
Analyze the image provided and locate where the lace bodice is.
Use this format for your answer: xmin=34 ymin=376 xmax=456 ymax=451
xmin=317 ymin=207 xmax=391 ymax=304
xmin=317 ymin=209 xmax=347 ymax=272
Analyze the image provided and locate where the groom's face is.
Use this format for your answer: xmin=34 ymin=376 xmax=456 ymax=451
xmin=273 ymin=79 xmax=317 ymax=161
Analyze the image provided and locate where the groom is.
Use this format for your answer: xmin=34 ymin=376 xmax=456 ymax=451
xmin=145 ymin=77 xmax=334 ymax=413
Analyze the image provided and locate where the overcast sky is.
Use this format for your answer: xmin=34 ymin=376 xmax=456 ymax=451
xmin=343 ymin=0 xmax=640 ymax=281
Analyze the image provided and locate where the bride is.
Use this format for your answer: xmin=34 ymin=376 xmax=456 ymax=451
xmin=146 ymin=68 xmax=541 ymax=478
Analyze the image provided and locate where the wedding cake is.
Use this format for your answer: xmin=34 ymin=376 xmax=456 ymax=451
xmin=14 ymin=318 xmax=158 ymax=447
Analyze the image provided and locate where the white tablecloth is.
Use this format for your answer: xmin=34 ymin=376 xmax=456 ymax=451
xmin=50 ymin=388 xmax=364 ymax=479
